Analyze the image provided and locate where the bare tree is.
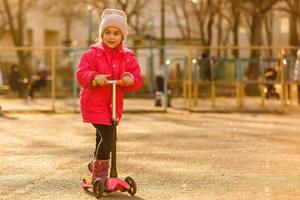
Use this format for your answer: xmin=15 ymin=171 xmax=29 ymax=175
xmin=111 ymin=0 xmax=149 ymax=52
xmin=89 ymin=0 xmax=108 ymax=12
xmin=171 ymin=0 xmax=191 ymax=40
xmin=243 ymin=0 xmax=280 ymax=51
xmin=42 ymin=0 xmax=148 ymax=48
xmin=193 ymin=0 xmax=218 ymax=48
xmin=0 ymin=4 xmax=8 ymax=40
xmin=41 ymin=0 xmax=108 ymax=47
xmin=171 ymin=0 xmax=218 ymax=50
xmin=263 ymin=11 xmax=275 ymax=58
xmin=279 ymin=0 xmax=300 ymax=53
xmin=2 ymin=0 xmax=34 ymax=76
xmin=242 ymin=0 xmax=281 ymax=94
xmin=222 ymin=0 xmax=243 ymax=58
xmin=214 ymin=0 xmax=232 ymax=57
xmin=115 ymin=0 xmax=148 ymax=38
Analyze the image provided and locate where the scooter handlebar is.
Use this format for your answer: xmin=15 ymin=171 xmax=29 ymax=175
xmin=92 ymin=79 xmax=125 ymax=87
xmin=107 ymin=80 xmax=125 ymax=87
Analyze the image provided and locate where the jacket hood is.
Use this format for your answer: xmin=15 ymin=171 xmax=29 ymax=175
xmin=90 ymin=42 xmax=124 ymax=54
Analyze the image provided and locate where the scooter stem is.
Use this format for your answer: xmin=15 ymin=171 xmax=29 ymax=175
xmin=110 ymin=118 xmax=118 ymax=178
xmin=107 ymin=80 xmax=122 ymax=120
xmin=106 ymin=80 xmax=124 ymax=178
xmin=112 ymin=83 xmax=116 ymax=120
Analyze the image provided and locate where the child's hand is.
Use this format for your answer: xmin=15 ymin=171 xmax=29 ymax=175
xmin=122 ymin=75 xmax=134 ymax=87
xmin=94 ymin=74 xmax=111 ymax=86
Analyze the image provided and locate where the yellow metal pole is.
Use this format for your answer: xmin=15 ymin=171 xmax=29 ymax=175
xmin=238 ymin=81 xmax=244 ymax=108
xmin=279 ymin=53 xmax=285 ymax=108
xmin=240 ymin=82 xmax=244 ymax=108
xmin=291 ymin=82 xmax=296 ymax=106
xmin=260 ymin=83 xmax=265 ymax=109
xmin=286 ymin=82 xmax=292 ymax=105
xmin=183 ymin=81 xmax=187 ymax=108
xmin=173 ymin=45 xmax=296 ymax=52
xmin=285 ymin=84 xmax=288 ymax=105
xmin=51 ymin=48 xmax=56 ymax=112
xmin=239 ymin=83 xmax=244 ymax=108
xmin=211 ymin=81 xmax=216 ymax=109
xmin=193 ymin=82 xmax=198 ymax=106
xmin=187 ymin=50 xmax=193 ymax=110
xmin=236 ymin=81 xmax=240 ymax=108
xmin=289 ymin=82 xmax=293 ymax=106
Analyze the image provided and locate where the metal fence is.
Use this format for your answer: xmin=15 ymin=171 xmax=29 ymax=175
xmin=0 ymin=45 xmax=299 ymax=113
xmin=173 ymin=45 xmax=300 ymax=112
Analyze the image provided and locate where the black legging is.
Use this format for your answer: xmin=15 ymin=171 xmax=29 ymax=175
xmin=92 ymin=124 xmax=113 ymax=160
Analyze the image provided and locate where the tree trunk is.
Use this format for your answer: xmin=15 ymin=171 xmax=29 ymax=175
xmin=3 ymin=0 xmax=30 ymax=78
xmin=264 ymin=13 xmax=274 ymax=58
xmin=289 ymin=13 xmax=299 ymax=55
xmin=17 ymin=51 xmax=31 ymax=78
xmin=231 ymin=1 xmax=240 ymax=58
xmin=246 ymin=12 xmax=263 ymax=95
xmin=232 ymin=25 xmax=239 ymax=58
xmin=63 ymin=18 xmax=72 ymax=47
xmin=217 ymin=12 xmax=222 ymax=57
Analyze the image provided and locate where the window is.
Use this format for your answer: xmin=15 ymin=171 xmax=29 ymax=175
xmin=280 ymin=17 xmax=289 ymax=34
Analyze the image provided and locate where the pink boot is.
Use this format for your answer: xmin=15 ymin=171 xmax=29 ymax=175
xmin=91 ymin=160 xmax=109 ymax=184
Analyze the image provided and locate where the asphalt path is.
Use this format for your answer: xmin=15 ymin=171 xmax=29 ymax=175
xmin=0 ymin=111 xmax=300 ymax=199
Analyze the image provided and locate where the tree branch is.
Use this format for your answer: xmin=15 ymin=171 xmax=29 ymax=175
xmin=171 ymin=1 xmax=186 ymax=38
xmin=3 ymin=0 xmax=18 ymax=45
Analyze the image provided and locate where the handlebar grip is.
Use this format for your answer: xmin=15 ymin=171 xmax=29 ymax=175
xmin=116 ymin=80 xmax=125 ymax=87
xmin=92 ymin=79 xmax=98 ymax=87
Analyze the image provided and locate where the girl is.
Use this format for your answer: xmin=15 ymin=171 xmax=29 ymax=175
xmin=77 ymin=8 xmax=142 ymax=183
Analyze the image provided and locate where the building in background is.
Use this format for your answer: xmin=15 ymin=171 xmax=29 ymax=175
xmin=0 ymin=0 xmax=294 ymax=90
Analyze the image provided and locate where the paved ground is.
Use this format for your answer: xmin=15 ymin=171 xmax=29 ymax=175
xmin=1 ymin=96 xmax=299 ymax=113
xmin=0 ymin=99 xmax=300 ymax=200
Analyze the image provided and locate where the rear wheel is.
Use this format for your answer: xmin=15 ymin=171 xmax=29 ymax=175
xmin=93 ymin=178 xmax=104 ymax=199
xmin=125 ymin=176 xmax=137 ymax=196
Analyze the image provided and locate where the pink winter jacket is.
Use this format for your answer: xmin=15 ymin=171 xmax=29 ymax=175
xmin=77 ymin=43 xmax=142 ymax=125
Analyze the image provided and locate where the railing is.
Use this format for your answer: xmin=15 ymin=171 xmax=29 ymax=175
xmin=0 ymin=45 xmax=299 ymax=113
xmin=174 ymin=45 xmax=300 ymax=111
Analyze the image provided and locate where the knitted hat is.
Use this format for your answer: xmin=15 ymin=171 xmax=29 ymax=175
xmin=99 ymin=9 xmax=128 ymax=41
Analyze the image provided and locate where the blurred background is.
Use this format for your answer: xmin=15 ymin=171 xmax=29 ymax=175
xmin=0 ymin=0 xmax=300 ymax=112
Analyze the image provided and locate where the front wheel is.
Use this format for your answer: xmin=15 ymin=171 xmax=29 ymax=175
xmin=93 ymin=178 xmax=104 ymax=199
xmin=125 ymin=176 xmax=137 ymax=196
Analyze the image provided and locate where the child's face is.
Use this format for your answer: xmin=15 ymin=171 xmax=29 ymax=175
xmin=102 ymin=26 xmax=123 ymax=49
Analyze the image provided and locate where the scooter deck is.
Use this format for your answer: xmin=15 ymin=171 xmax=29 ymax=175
xmin=80 ymin=177 xmax=130 ymax=192
xmin=80 ymin=176 xmax=93 ymax=189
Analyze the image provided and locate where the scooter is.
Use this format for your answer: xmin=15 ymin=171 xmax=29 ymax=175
xmin=80 ymin=80 xmax=137 ymax=199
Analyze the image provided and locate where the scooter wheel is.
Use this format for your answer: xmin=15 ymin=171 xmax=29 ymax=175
xmin=93 ymin=178 xmax=104 ymax=199
xmin=125 ymin=176 xmax=137 ymax=196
